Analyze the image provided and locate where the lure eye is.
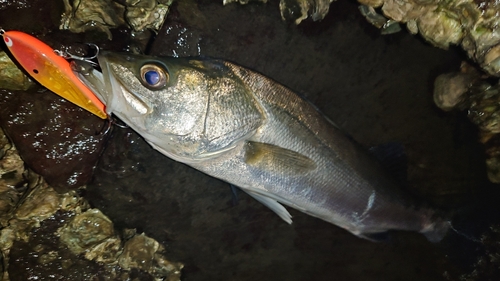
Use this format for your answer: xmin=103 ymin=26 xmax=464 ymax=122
xmin=4 ymin=36 xmax=12 ymax=47
xmin=140 ymin=64 xmax=168 ymax=89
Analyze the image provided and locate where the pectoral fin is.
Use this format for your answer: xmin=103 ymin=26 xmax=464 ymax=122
xmin=244 ymin=141 xmax=316 ymax=175
xmin=244 ymin=189 xmax=293 ymax=224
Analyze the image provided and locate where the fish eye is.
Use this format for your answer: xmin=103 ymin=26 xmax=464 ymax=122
xmin=140 ymin=64 xmax=168 ymax=89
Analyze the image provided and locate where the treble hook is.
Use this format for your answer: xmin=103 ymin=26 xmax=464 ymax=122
xmin=54 ymin=43 xmax=100 ymax=66
xmin=97 ymin=115 xmax=129 ymax=136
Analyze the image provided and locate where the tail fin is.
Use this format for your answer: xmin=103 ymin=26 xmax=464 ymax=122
xmin=422 ymin=219 xmax=451 ymax=243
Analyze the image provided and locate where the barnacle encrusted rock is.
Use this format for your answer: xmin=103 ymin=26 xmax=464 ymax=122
xmin=0 ymin=127 xmax=182 ymax=280
xmin=433 ymin=63 xmax=500 ymax=183
xmin=0 ymin=51 xmax=33 ymax=91
xmin=60 ymin=0 xmax=172 ymax=39
xmin=433 ymin=72 xmax=477 ymax=111
xmin=224 ymin=0 xmax=500 ymax=76
xmin=60 ymin=0 xmax=126 ymax=40
xmin=224 ymin=0 xmax=335 ymax=24
xmin=58 ymin=208 xmax=116 ymax=255
xmin=125 ymin=0 xmax=172 ymax=32
xmin=359 ymin=0 xmax=500 ymax=77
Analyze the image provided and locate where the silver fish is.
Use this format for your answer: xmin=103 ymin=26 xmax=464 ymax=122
xmin=73 ymin=51 xmax=450 ymax=242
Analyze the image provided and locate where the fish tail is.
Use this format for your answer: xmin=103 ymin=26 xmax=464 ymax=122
xmin=422 ymin=219 xmax=452 ymax=243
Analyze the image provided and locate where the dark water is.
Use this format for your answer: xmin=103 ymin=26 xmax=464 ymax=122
xmin=1 ymin=0 xmax=499 ymax=280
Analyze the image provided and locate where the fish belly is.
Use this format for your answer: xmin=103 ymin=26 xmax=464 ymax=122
xmin=190 ymin=132 xmax=429 ymax=238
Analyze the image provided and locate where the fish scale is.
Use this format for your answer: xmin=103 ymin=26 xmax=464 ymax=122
xmin=73 ymin=51 xmax=450 ymax=242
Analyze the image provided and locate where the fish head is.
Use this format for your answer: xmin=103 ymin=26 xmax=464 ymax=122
xmin=73 ymin=52 xmax=261 ymax=161
xmin=83 ymin=52 xmax=208 ymax=133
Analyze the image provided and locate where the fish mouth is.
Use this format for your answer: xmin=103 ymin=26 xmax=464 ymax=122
xmin=72 ymin=51 xmax=150 ymax=117
xmin=71 ymin=59 xmax=107 ymax=105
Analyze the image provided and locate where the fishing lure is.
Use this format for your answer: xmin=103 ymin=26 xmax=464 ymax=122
xmin=0 ymin=29 xmax=107 ymax=119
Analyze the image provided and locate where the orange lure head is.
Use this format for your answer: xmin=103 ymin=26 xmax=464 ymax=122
xmin=1 ymin=30 xmax=107 ymax=119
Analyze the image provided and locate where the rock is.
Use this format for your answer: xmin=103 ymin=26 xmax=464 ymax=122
xmin=0 ymin=89 xmax=108 ymax=192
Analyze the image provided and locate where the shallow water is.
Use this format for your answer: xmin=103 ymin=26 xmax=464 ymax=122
xmin=1 ymin=0 xmax=499 ymax=280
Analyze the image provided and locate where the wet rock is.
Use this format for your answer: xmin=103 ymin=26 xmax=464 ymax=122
xmin=380 ymin=0 xmax=465 ymax=49
xmin=359 ymin=0 xmax=500 ymax=77
xmin=415 ymin=9 xmax=462 ymax=49
xmin=0 ymin=129 xmax=23 ymax=222
xmin=458 ymin=224 xmax=500 ymax=281
xmin=0 ymin=127 xmax=182 ymax=280
xmin=118 ymin=233 xmax=159 ymax=270
xmin=0 ymin=130 xmax=24 ymax=192
xmin=0 ymin=89 xmax=108 ymax=192
xmin=0 ymin=51 xmax=34 ymax=91
xmin=484 ymin=44 xmax=500 ymax=76
xmin=0 ymin=0 xmax=31 ymax=10
xmin=433 ymin=64 xmax=500 ymax=183
xmin=14 ymin=181 xmax=61 ymax=222
xmin=150 ymin=16 xmax=203 ymax=57
xmin=8 ymin=210 xmax=173 ymax=281
xmin=359 ymin=5 xmax=401 ymax=34
xmin=60 ymin=0 xmax=172 ymax=40
xmin=150 ymin=1 xmax=207 ymax=57
xmin=60 ymin=0 xmax=126 ymax=40
xmin=358 ymin=0 xmax=383 ymax=8
xmin=0 ymin=0 xmax=489 ymax=280
xmin=468 ymin=86 xmax=500 ymax=183
xmin=433 ymin=72 xmax=477 ymax=111
xmin=57 ymin=208 xmax=183 ymax=280
xmin=118 ymin=232 xmax=183 ymax=280
xmin=58 ymin=208 xmax=116 ymax=255
xmin=224 ymin=0 xmax=335 ymax=24
xmin=484 ymin=136 xmax=500 ymax=183
xmin=125 ymin=0 xmax=172 ymax=32
xmin=279 ymin=0 xmax=335 ymax=24
xmin=0 ymin=127 xmax=84 ymax=280
xmin=359 ymin=5 xmax=389 ymax=29
xmin=468 ymin=86 xmax=500 ymax=136
xmin=223 ymin=0 xmax=500 ymax=76
xmin=223 ymin=0 xmax=267 ymax=5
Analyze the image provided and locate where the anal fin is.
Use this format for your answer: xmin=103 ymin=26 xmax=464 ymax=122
xmin=230 ymin=184 xmax=239 ymax=206
xmin=244 ymin=189 xmax=293 ymax=224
